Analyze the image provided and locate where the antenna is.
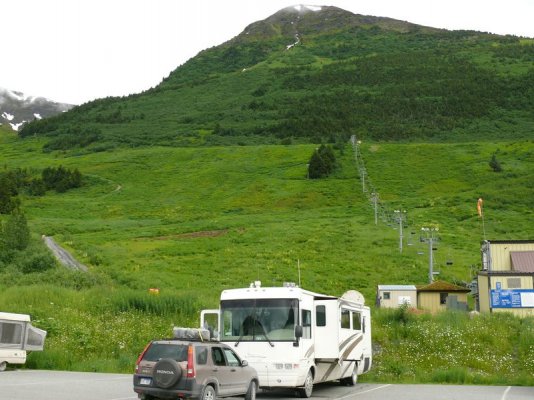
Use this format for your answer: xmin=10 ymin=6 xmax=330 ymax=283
xmin=297 ymin=259 xmax=301 ymax=287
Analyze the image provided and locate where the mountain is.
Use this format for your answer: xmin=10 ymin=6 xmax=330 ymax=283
xmin=0 ymin=87 xmax=73 ymax=131
xmin=19 ymin=5 xmax=534 ymax=149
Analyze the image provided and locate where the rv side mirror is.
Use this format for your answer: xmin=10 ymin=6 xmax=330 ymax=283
xmin=294 ymin=325 xmax=303 ymax=338
xmin=241 ymin=360 xmax=249 ymax=367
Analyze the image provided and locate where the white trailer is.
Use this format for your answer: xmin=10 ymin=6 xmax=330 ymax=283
xmin=201 ymin=282 xmax=372 ymax=397
xmin=0 ymin=312 xmax=47 ymax=371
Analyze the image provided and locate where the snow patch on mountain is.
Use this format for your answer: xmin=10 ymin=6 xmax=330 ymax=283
xmin=2 ymin=112 xmax=14 ymax=121
xmin=293 ymin=4 xmax=322 ymax=13
xmin=0 ymin=87 xmax=73 ymax=132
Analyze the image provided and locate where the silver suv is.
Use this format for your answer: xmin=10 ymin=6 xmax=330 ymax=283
xmin=133 ymin=329 xmax=258 ymax=400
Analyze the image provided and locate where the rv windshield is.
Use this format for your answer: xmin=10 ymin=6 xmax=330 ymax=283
xmin=221 ymin=298 xmax=298 ymax=342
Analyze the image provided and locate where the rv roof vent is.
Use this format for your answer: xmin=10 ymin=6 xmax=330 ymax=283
xmin=250 ymin=280 xmax=262 ymax=288
xmin=341 ymin=290 xmax=365 ymax=305
xmin=283 ymin=282 xmax=297 ymax=288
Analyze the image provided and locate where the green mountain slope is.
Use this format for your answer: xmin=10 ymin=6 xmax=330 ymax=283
xmin=1 ymin=137 xmax=533 ymax=298
xmin=19 ymin=6 xmax=534 ymax=149
xmin=0 ymin=134 xmax=533 ymax=378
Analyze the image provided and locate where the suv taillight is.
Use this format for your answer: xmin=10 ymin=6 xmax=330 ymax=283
xmin=135 ymin=342 xmax=151 ymax=373
xmin=186 ymin=345 xmax=195 ymax=378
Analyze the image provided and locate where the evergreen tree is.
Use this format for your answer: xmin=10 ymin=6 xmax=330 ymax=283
xmin=489 ymin=153 xmax=503 ymax=172
xmin=0 ymin=173 xmax=20 ymax=214
xmin=308 ymin=144 xmax=337 ymax=179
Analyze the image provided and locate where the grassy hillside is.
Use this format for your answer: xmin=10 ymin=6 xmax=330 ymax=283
xmin=0 ymin=129 xmax=533 ymax=381
xmin=19 ymin=7 xmax=534 ymax=148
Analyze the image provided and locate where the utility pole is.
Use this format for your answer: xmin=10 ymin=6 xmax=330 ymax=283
xmin=371 ymin=192 xmax=379 ymax=225
xmin=421 ymin=227 xmax=439 ymax=283
xmin=394 ymin=210 xmax=406 ymax=253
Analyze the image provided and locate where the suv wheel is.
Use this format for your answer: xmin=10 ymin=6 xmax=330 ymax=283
xmin=153 ymin=359 xmax=182 ymax=388
xmin=245 ymin=381 xmax=256 ymax=400
xmin=200 ymin=384 xmax=216 ymax=400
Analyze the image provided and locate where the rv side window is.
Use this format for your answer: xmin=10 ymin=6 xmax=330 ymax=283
xmin=352 ymin=312 xmax=362 ymax=331
xmin=316 ymin=305 xmax=326 ymax=327
xmin=301 ymin=309 xmax=311 ymax=339
xmin=341 ymin=309 xmax=350 ymax=329
xmin=0 ymin=322 xmax=24 ymax=345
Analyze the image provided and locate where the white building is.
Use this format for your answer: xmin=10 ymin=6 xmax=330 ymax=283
xmin=376 ymin=285 xmax=417 ymax=308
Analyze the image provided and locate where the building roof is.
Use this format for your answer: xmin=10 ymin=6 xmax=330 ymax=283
xmin=377 ymin=285 xmax=417 ymax=291
xmin=510 ymin=251 xmax=534 ymax=273
xmin=416 ymin=280 xmax=470 ymax=293
xmin=484 ymin=239 xmax=534 ymax=244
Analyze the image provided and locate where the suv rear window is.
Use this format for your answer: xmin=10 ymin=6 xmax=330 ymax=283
xmin=143 ymin=343 xmax=188 ymax=362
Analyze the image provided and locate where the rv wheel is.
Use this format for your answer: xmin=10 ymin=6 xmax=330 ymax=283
xmin=0 ymin=361 xmax=7 ymax=372
xmin=298 ymin=370 xmax=313 ymax=398
xmin=340 ymin=365 xmax=358 ymax=386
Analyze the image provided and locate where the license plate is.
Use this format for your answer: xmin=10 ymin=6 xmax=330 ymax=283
xmin=139 ymin=378 xmax=151 ymax=385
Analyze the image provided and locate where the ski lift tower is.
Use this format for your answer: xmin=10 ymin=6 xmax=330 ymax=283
xmin=421 ymin=226 xmax=440 ymax=283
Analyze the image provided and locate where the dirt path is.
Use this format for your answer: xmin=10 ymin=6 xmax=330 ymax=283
xmin=42 ymin=235 xmax=88 ymax=272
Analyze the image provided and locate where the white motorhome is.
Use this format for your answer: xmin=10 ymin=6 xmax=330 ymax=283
xmin=0 ymin=312 xmax=47 ymax=371
xmin=201 ymin=282 xmax=372 ymax=397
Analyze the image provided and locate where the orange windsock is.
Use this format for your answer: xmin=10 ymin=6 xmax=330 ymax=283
xmin=477 ymin=198 xmax=483 ymax=217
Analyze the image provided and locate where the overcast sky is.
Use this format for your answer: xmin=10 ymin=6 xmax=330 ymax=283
xmin=3 ymin=0 xmax=533 ymax=105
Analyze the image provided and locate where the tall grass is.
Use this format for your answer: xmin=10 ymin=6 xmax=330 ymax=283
xmin=367 ymin=309 xmax=534 ymax=385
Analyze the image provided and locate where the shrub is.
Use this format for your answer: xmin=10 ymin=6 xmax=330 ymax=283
xmin=1 ymin=211 xmax=30 ymax=251
xmin=20 ymin=252 xmax=56 ymax=273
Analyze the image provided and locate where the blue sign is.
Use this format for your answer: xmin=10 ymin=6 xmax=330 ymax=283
xmin=491 ymin=289 xmax=534 ymax=308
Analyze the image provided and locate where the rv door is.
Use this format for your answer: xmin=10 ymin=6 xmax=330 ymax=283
xmin=200 ymin=309 xmax=220 ymax=340
xmin=24 ymin=324 xmax=47 ymax=351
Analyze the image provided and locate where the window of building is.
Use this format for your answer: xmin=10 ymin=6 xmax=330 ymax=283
xmin=383 ymin=292 xmax=391 ymax=300
xmin=316 ymin=305 xmax=326 ymax=327
xmin=341 ymin=309 xmax=350 ymax=329
xmin=440 ymin=292 xmax=448 ymax=305
xmin=507 ymin=278 xmax=521 ymax=289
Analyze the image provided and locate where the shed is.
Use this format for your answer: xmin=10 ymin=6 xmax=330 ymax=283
xmin=416 ymin=281 xmax=470 ymax=312
xmin=376 ymin=285 xmax=417 ymax=308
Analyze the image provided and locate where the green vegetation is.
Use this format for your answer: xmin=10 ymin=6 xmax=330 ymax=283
xmin=0 ymin=127 xmax=532 ymax=381
xmin=2 ymin=6 xmax=533 ymax=384
xmin=17 ymin=9 xmax=534 ymax=150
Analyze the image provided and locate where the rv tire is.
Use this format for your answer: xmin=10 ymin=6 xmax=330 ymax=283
xmin=0 ymin=361 xmax=6 ymax=372
xmin=298 ymin=370 xmax=313 ymax=398
xmin=340 ymin=365 xmax=358 ymax=386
